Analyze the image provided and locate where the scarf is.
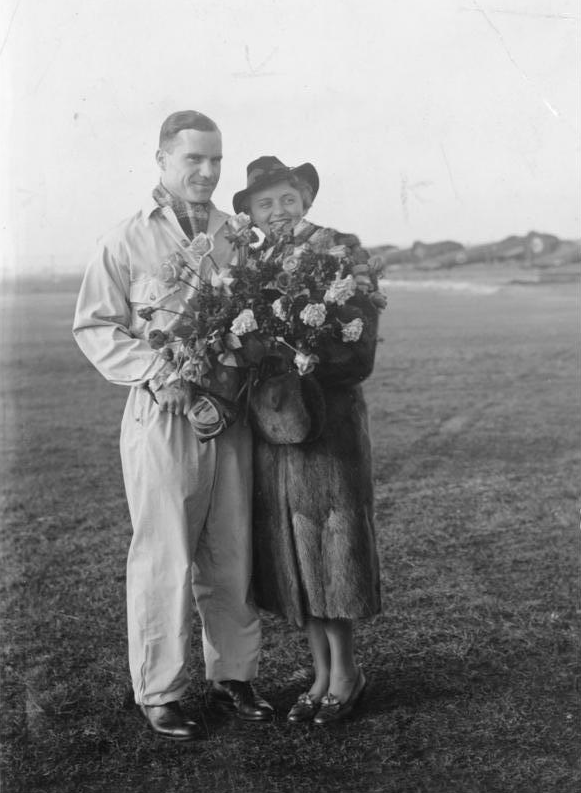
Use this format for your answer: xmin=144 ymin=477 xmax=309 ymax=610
xmin=152 ymin=182 xmax=209 ymax=239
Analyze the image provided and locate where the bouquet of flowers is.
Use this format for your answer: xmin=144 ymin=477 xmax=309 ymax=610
xmin=211 ymin=213 xmax=386 ymax=376
xmin=139 ymin=215 xmax=386 ymax=437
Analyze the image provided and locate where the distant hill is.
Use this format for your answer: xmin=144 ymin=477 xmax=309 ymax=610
xmin=369 ymin=231 xmax=581 ymax=272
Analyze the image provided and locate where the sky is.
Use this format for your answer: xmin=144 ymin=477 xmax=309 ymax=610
xmin=1 ymin=0 xmax=579 ymax=276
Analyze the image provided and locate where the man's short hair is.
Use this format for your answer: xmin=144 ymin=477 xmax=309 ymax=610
xmin=159 ymin=111 xmax=220 ymax=151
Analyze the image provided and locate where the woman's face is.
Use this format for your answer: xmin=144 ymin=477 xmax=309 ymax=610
xmin=248 ymin=181 xmax=305 ymax=237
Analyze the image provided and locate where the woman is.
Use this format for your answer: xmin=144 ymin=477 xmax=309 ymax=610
xmin=232 ymin=156 xmax=382 ymax=725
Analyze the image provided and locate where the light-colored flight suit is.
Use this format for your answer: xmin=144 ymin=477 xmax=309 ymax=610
xmin=73 ymin=197 xmax=261 ymax=705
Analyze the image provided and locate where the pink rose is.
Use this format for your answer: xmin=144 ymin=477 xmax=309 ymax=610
xmin=228 ymin=213 xmax=252 ymax=233
xmin=148 ymin=329 xmax=168 ymax=350
xmin=190 ymin=233 xmax=214 ymax=259
xmin=282 ymin=256 xmax=300 ymax=273
xmin=155 ymin=254 xmax=185 ymax=286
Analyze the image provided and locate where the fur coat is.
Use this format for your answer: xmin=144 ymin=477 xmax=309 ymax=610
xmin=252 ymin=228 xmax=382 ymax=627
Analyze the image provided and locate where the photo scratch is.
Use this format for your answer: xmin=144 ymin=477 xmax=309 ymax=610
xmin=486 ymin=8 xmax=578 ymax=21
xmin=232 ymin=44 xmax=279 ymax=78
xmin=470 ymin=0 xmax=573 ymax=129
xmin=440 ymin=143 xmax=460 ymax=201
xmin=0 ymin=0 xmax=22 ymax=60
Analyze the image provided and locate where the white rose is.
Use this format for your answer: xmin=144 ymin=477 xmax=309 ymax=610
xmin=299 ymin=303 xmax=327 ymax=328
xmin=323 ymin=274 xmax=357 ymax=306
xmin=341 ymin=318 xmax=364 ymax=342
xmin=230 ymin=309 xmax=258 ymax=336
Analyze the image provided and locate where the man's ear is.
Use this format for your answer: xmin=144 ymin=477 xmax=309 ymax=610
xmin=156 ymin=148 xmax=166 ymax=171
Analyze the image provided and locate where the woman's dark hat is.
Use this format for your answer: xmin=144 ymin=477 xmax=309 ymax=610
xmin=233 ymin=156 xmax=319 ymax=214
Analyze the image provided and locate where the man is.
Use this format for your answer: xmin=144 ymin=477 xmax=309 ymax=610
xmin=73 ymin=111 xmax=273 ymax=741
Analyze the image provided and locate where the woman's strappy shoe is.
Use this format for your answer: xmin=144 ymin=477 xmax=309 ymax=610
xmin=313 ymin=667 xmax=366 ymax=726
xmin=287 ymin=692 xmax=320 ymax=723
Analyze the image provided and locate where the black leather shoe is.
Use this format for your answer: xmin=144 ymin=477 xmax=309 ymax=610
xmin=313 ymin=667 xmax=366 ymax=726
xmin=139 ymin=701 xmax=198 ymax=741
xmin=209 ymin=680 xmax=274 ymax=722
xmin=287 ymin=692 xmax=320 ymax=723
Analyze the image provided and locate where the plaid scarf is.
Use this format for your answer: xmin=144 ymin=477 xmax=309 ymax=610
xmin=152 ymin=182 xmax=210 ymax=239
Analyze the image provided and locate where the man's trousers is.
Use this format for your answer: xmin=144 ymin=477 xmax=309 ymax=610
xmin=120 ymin=386 xmax=261 ymax=706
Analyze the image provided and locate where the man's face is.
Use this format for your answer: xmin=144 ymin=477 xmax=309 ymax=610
xmin=157 ymin=129 xmax=222 ymax=203
xmin=248 ymin=180 xmax=305 ymax=237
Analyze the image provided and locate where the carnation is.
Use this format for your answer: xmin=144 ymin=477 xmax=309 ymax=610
xmin=300 ymin=303 xmax=327 ymax=328
xmin=324 ymin=274 xmax=357 ymax=306
xmin=230 ymin=308 xmax=258 ymax=336
xmin=341 ymin=317 xmax=364 ymax=342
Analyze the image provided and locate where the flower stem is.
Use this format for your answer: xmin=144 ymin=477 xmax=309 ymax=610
xmin=275 ymin=337 xmax=301 ymax=355
xmin=178 ymin=276 xmax=200 ymax=291
xmin=181 ymin=262 xmax=201 ymax=278
xmin=207 ymin=253 xmax=220 ymax=273
xmin=155 ymin=307 xmax=196 ymax=318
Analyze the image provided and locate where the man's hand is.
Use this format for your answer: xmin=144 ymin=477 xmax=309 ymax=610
xmin=155 ymin=382 xmax=193 ymax=416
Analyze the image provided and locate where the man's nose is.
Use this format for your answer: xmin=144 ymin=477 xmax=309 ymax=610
xmin=198 ymin=159 xmax=213 ymax=179
xmin=271 ymin=200 xmax=285 ymax=216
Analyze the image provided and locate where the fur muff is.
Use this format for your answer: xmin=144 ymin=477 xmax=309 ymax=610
xmin=251 ymin=243 xmax=382 ymax=627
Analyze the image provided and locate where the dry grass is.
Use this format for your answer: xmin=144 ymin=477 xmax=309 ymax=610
xmin=1 ymin=280 xmax=579 ymax=793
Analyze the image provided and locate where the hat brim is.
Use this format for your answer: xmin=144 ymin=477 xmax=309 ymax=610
xmin=233 ymin=162 xmax=319 ymax=215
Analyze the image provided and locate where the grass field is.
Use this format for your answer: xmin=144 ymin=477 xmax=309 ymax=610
xmin=1 ymin=277 xmax=579 ymax=793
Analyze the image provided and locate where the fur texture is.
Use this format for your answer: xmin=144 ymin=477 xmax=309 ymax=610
xmin=252 ymin=249 xmax=382 ymax=626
